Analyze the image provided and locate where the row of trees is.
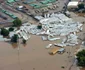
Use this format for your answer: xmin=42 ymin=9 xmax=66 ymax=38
xmin=0 ymin=18 xmax=26 ymax=43
xmin=0 ymin=18 xmax=42 ymax=44
xmin=0 ymin=18 xmax=22 ymax=36
xmin=11 ymin=18 xmax=26 ymax=44
xmin=10 ymin=18 xmax=26 ymax=44
xmin=11 ymin=34 xmax=27 ymax=44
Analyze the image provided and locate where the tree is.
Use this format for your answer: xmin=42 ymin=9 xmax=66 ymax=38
xmin=11 ymin=34 xmax=19 ymax=43
xmin=37 ymin=25 xmax=42 ymax=29
xmin=13 ymin=18 xmax=22 ymax=27
xmin=9 ymin=27 xmax=14 ymax=32
xmin=78 ymin=3 xmax=84 ymax=9
xmin=75 ymin=8 xmax=79 ymax=11
xmin=82 ymin=10 xmax=85 ymax=13
xmin=22 ymin=39 xmax=27 ymax=44
xmin=76 ymin=50 xmax=85 ymax=67
xmin=1 ymin=28 xmax=9 ymax=36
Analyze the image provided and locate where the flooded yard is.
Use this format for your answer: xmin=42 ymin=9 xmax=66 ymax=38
xmin=0 ymin=35 xmax=78 ymax=70
xmin=81 ymin=68 xmax=85 ymax=70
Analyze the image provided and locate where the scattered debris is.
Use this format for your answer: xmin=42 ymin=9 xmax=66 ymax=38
xmin=46 ymin=44 xmax=52 ymax=49
xmin=0 ymin=13 xmax=83 ymax=46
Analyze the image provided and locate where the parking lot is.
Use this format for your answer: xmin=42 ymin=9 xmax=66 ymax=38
xmin=0 ymin=0 xmax=70 ymax=26
xmin=12 ymin=0 xmax=69 ymax=16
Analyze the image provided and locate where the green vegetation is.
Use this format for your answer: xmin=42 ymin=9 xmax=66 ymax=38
xmin=82 ymin=10 xmax=85 ymax=13
xmin=13 ymin=18 xmax=22 ymax=27
xmin=22 ymin=39 xmax=27 ymax=44
xmin=61 ymin=66 xmax=65 ymax=68
xmin=78 ymin=3 xmax=84 ymax=9
xmin=75 ymin=8 xmax=79 ymax=11
xmin=76 ymin=50 xmax=85 ymax=67
xmin=37 ymin=25 xmax=42 ymax=29
xmin=1 ymin=28 xmax=9 ymax=36
xmin=9 ymin=27 xmax=14 ymax=31
xmin=11 ymin=34 xmax=19 ymax=43
xmin=74 ymin=3 xmax=85 ymax=13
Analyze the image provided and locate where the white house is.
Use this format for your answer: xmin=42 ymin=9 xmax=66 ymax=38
xmin=67 ymin=1 xmax=79 ymax=9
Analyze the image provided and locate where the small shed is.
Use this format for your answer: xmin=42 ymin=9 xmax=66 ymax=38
xmin=67 ymin=1 xmax=79 ymax=9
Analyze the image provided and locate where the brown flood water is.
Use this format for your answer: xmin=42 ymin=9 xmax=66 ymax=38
xmin=81 ymin=68 xmax=85 ymax=70
xmin=0 ymin=19 xmax=85 ymax=70
xmin=0 ymin=35 xmax=79 ymax=70
xmin=0 ymin=22 xmax=85 ymax=70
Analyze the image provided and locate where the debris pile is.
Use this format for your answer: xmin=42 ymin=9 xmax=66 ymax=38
xmin=0 ymin=13 xmax=83 ymax=46
xmin=15 ymin=13 xmax=83 ymax=46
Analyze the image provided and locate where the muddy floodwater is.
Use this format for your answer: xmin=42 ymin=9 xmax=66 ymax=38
xmin=81 ymin=67 xmax=85 ymax=70
xmin=1 ymin=13 xmax=85 ymax=70
xmin=0 ymin=35 xmax=79 ymax=70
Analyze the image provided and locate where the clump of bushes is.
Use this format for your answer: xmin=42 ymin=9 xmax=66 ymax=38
xmin=76 ymin=50 xmax=85 ymax=67
xmin=78 ymin=3 xmax=84 ymax=9
xmin=1 ymin=28 xmax=9 ymax=37
xmin=37 ymin=25 xmax=42 ymax=29
xmin=61 ymin=66 xmax=65 ymax=68
xmin=82 ymin=10 xmax=85 ymax=13
xmin=22 ymin=39 xmax=27 ymax=44
xmin=13 ymin=18 xmax=22 ymax=27
xmin=11 ymin=34 xmax=19 ymax=43
xmin=9 ymin=27 xmax=14 ymax=32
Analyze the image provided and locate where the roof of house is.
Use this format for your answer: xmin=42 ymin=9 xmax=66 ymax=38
xmin=67 ymin=1 xmax=78 ymax=6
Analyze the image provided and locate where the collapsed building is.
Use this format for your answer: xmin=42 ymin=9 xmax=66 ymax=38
xmin=0 ymin=13 xmax=83 ymax=47
xmin=24 ymin=13 xmax=82 ymax=46
xmin=38 ymin=13 xmax=82 ymax=46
